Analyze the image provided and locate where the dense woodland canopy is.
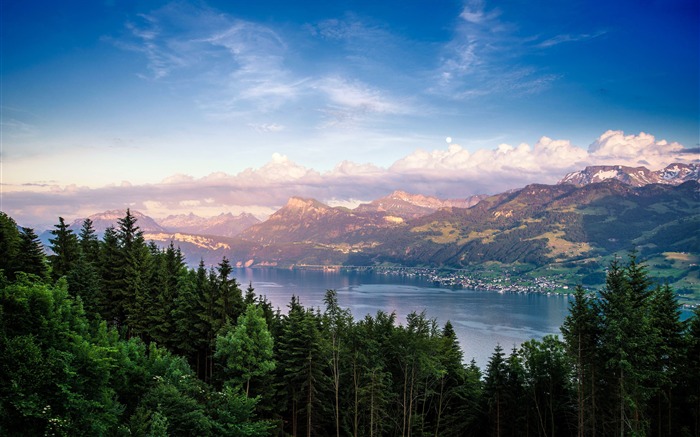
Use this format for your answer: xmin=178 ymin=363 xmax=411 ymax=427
xmin=1 ymin=209 xmax=699 ymax=436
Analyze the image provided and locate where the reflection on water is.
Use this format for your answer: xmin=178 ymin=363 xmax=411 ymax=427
xmin=233 ymin=268 xmax=570 ymax=369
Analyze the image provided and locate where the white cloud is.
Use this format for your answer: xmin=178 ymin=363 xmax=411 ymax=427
xmin=249 ymin=123 xmax=285 ymax=133
xmin=588 ymin=130 xmax=687 ymax=168
xmin=4 ymin=131 xmax=696 ymax=228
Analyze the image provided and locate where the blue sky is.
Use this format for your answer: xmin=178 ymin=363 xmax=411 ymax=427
xmin=2 ymin=0 xmax=698 ymax=227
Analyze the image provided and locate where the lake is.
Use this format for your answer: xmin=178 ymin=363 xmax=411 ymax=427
xmin=233 ymin=268 xmax=571 ymax=369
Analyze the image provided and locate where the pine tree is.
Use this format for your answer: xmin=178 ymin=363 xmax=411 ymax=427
xmin=98 ymin=226 xmax=121 ymax=324
xmin=67 ymin=253 xmax=102 ymax=320
xmin=170 ymin=268 xmax=203 ymax=360
xmin=684 ymin=307 xmax=700 ymax=435
xmin=561 ymin=284 xmax=601 ymax=437
xmin=48 ymin=216 xmax=80 ymax=281
xmin=502 ymin=346 xmax=526 ymax=437
xmin=0 ymin=212 xmax=21 ymax=280
xmin=244 ymin=282 xmax=257 ymax=306
xmin=483 ymin=344 xmax=507 ymax=437
xmin=433 ymin=321 xmax=468 ymax=437
xmin=322 ymin=289 xmax=352 ymax=437
xmin=598 ymin=255 xmax=656 ymax=436
xmin=216 ymin=257 xmax=244 ymax=326
xmin=191 ymin=260 xmax=212 ymax=379
xmin=116 ymin=209 xmax=150 ymax=335
xmin=16 ymin=227 xmax=49 ymax=280
xmin=648 ymin=283 xmax=685 ymax=435
xmin=77 ymin=218 xmax=100 ymax=261
xmin=276 ymin=297 xmax=329 ymax=436
xmin=520 ymin=336 xmax=575 ymax=437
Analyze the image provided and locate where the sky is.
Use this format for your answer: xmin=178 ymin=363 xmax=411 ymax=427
xmin=2 ymin=0 xmax=698 ymax=228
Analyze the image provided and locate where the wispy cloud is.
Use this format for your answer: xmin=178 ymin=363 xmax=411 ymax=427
xmin=114 ymin=3 xmax=303 ymax=116
xmin=459 ymin=0 xmax=499 ymax=24
xmin=112 ymin=4 xmax=416 ymax=130
xmin=537 ymin=30 xmax=607 ymax=48
xmin=122 ymin=14 xmax=188 ymax=80
xmin=248 ymin=123 xmax=285 ymax=133
xmin=432 ymin=1 xmax=606 ymax=100
xmin=431 ymin=1 xmax=557 ymax=99
xmin=314 ymin=76 xmax=410 ymax=127
xmin=1 ymin=118 xmax=39 ymax=139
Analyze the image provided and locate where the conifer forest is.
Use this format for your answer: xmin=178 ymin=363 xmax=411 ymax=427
xmin=1 ymin=210 xmax=699 ymax=436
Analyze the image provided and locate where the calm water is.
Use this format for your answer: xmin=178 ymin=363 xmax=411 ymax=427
xmin=233 ymin=268 xmax=571 ymax=369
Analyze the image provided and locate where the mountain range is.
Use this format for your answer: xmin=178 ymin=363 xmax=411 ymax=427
xmin=45 ymin=163 xmax=699 ymax=294
xmin=559 ymin=163 xmax=699 ymax=187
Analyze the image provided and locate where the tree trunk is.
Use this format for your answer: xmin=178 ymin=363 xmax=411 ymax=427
xmin=353 ymin=358 xmax=359 ymax=437
xmin=434 ymin=377 xmax=444 ymax=437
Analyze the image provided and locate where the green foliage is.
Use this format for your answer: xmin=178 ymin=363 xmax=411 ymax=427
xmin=0 ymin=212 xmax=21 ymax=280
xmin=1 ymin=210 xmax=696 ymax=436
xmin=17 ymin=227 xmax=49 ymax=280
xmin=48 ymin=216 xmax=80 ymax=281
xmin=216 ymin=305 xmax=276 ymax=396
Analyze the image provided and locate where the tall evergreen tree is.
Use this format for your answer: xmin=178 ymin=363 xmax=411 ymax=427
xmin=116 ymin=209 xmax=150 ymax=335
xmin=648 ymin=283 xmax=685 ymax=436
xmin=216 ymin=257 xmax=244 ymax=326
xmin=561 ymin=284 xmax=601 ymax=437
xmin=0 ymin=212 xmax=21 ymax=280
xmin=98 ymin=226 xmax=121 ymax=324
xmin=483 ymin=344 xmax=507 ymax=437
xmin=276 ymin=297 xmax=329 ymax=437
xmin=683 ymin=307 xmax=700 ymax=435
xmin=77 ymin=218 xmax=100 ymax=261
xmin=598 ymin=255 xmax=657 ymax=436
xmin=16 ymin=227 xmax=49 ymax=280
xmin=322 ymin=289 xmax=352 ymax=437
xmin=48 ymin=216 xmax=80 ymax=281
xmin=67 ymin=253 xmax=102 ymax=320
xmin=520 ymin=336 xmax=575 ymax=437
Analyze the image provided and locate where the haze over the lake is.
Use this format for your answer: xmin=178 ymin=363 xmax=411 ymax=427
xmin=2 ymin=0 xmax=698 ymax=227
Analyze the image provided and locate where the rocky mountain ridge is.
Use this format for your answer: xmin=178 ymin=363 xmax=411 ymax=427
xmin=158 ymin=212 xmax=260 ymax=237
xmin=558 ymin=162 xmax=698 ymax=187
xmin=45 ymin=163 xmax=699 ymax=293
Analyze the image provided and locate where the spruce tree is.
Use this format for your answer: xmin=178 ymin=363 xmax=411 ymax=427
xmin=276 ymin=297 xmax=329 ymax=437
xmin=684 ymin=307 xmax=700 ymax=435
xmin=48 ymin=216 xmax=80 ymax=281
xmin=483 ymin=344 xmax=507 ymax=437
xmin=648 ymin=283 xmax=685 ymax=435
xmin=16 ymin=227 xmax=49 ymax=280
xmin=98 ymin=226 xmax=121 ymax=324
xmin=0 ymin=212 xmax=21 ymax=280
xmin=561 ymin=284 xmax=601 ymax=437
xmin=322 ymin=289 xmax=352 ymax=437
xmin=216 ymin=257 xmax=244 ymax=326
xmin=77 ymin=218 xmax=100 ymax=261
xmin=116 ymin=209 xmax=150 ymax=335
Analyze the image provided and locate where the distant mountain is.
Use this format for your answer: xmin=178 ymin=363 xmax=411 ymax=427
xmin=354 ymin=190 xmax=485 ymax=219
xmin=239 ymin=197 xmax=395 ymax=246
xmin=558 ymin=163 xmax=698 ymax=187
xmin=158 ymin=212 xmax=260 ymax=237
xmin=35 ymin=163 xmax=699 ymax=292
xmin=68 ymin=209 xmax=167 ymax=235
xmin=142 ymin=232 xmax=239 ymax=266
xmin=222 ymin=173 xmax=699 ymax=292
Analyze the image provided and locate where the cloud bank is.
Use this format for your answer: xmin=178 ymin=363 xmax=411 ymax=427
xmin=3 ymin=131 xmax=696 ymax=228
